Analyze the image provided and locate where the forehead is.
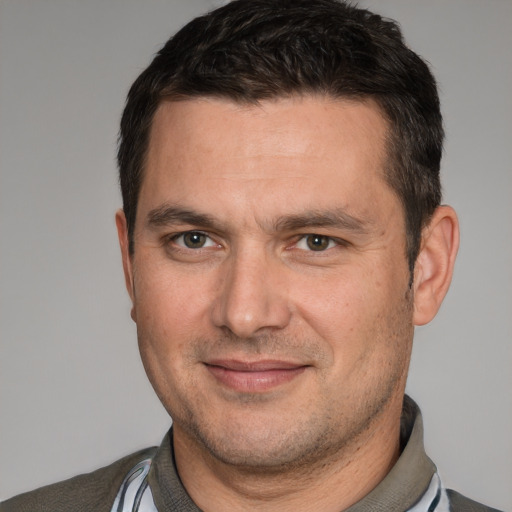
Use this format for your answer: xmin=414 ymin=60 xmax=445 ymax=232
xmin=149 ymin=94 xmax=389 ymax=154
xmin=139 ymin=95 xmax=395 ymax=226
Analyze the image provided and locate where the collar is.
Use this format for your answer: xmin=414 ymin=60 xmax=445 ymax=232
xmin=344 ymin=396 xmax=436 ymax=511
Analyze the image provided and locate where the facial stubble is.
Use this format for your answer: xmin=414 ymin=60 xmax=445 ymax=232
xmin=137 ymin=287 xmax=415 ymax=479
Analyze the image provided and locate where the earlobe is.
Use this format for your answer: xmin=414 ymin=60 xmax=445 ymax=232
xmin=115 ymin=209 xmax=137 ymax=322
xmin=413 ymin=206 xmax=460 ymax=326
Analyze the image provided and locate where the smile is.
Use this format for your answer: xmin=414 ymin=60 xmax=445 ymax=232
xmin=204 ymin=360 xmax=308 ymax=392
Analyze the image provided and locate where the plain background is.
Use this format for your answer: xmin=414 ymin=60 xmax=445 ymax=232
xmin=1 ymin=0 xmax=511 ymax=509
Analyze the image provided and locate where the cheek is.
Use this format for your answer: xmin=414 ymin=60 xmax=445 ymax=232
xmin=292 ymin=268 xmax=371 ymax=330
xmin=131 ymin=265 xmax=213 ymax=414
xmin=132 ymin=263 xmax=213 ymax=357
xmin=291 ymin=262 xmax=409 ymax=359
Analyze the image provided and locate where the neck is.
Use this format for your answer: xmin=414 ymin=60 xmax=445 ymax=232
xmin=173 ymin=397 xmax=404 ymax=512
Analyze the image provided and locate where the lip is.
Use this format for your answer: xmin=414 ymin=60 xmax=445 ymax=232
xmin=204 ymin=359 xmax=308 ymax=392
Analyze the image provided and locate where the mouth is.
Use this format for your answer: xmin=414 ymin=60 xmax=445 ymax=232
xmin=204 ymin=359 xmax=309 ymax=392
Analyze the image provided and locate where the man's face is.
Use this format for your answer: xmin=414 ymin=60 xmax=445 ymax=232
xmin=119 ymin=96 xmax=415 ymax=470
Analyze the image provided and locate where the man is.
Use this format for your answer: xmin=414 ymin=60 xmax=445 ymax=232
xmin=0 ymin=1 xmax=504 ymax=511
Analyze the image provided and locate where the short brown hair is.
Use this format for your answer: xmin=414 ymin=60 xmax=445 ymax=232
xmin=118 ymin=0 xmax=443 ymax=272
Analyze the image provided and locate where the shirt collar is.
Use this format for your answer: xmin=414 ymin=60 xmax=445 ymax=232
xmin=344 ymin=395 xmax=436 ymax=511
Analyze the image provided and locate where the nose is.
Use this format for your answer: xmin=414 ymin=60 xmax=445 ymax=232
xmin=211 ymin=248 xmax=292 ymax=339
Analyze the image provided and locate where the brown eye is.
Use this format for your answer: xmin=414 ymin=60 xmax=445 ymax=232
xmin=182 ymin=232 xmax=208 ymax=248
xmin=305 ymin=234 xmax=331 ymax=251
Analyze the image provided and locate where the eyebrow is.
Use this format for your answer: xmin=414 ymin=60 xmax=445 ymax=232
xmin=146 ymin=205 xmax=219 ymax=231
xmin=272 ymin=209 xmax=370 ymax=234
xmin=146 ymin=203 xmax=370 ymax=234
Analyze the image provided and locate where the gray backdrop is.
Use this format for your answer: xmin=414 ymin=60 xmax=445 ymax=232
xmin=1 ymin=0 xmax=510 ymax=509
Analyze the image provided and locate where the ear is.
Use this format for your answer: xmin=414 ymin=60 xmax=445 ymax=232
xmin=115 ymin=209 xmax=137 ymax=322
xmin=413 ymin=206 xmax=460 ymax=326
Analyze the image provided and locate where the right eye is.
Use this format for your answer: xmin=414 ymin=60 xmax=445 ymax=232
xmin=172 ymin=231 xmax=217 ymax=249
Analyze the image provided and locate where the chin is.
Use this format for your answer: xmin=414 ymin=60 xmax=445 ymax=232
xmin=180 ymin=411 xmax=345 ymax=473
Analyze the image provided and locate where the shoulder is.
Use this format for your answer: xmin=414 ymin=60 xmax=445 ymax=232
xmin=0 ymin=447 xmax=157 ymax=512
xmin=447 ymin=489 xmax=505 ymax=512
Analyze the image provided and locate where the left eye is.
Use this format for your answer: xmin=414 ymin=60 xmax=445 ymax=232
xmin=173 ymin=231 xmax=217 ymax=249
xmin=296 ymin=234 xmax=337 ymax=252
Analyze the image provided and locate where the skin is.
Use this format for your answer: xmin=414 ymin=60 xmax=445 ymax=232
xmin=116 ymin=95 xmax=459 ymax=511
